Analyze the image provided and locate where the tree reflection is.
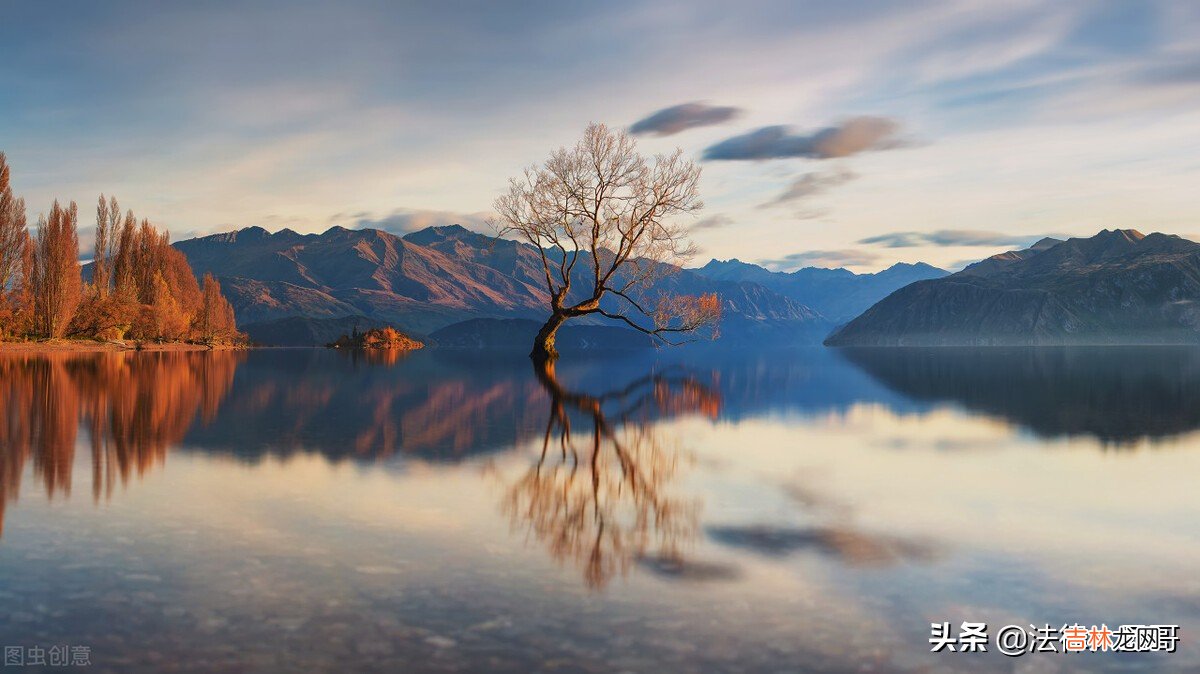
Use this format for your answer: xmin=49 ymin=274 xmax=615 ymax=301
xmin=0 ymin=352 xmax=241 ymax=537
xmin=500 ymin=359 xmax=720 ymax=590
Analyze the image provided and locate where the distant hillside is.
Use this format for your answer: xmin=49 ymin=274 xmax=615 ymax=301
xmin=826 ymin=229 xmax=1200 ymax=346
xmin=175 ymin=224 xmax=832 ymax=343
xmin=695 ymin=258 xmax=947 ymax=322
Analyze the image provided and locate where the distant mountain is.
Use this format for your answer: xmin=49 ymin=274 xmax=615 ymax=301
xmin=825 ymin=229 xmax=1200 ymax=346
xmin=175 ymin=224 xmax=831 ymax=345
xmin=695 ymin=258 xmax=947 ymax=321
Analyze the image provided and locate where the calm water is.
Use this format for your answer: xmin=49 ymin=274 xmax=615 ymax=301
xmin=0 ymin=346 xmax=1197 ymax=673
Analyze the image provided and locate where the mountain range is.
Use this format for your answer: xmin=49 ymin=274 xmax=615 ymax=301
xmin=175 ymin=224 xmax=850 ymax=345
xmin=826 ymin=229 xmax=1200 ymax=346
xmin=693 ymin=258 xmax=948 ymax=321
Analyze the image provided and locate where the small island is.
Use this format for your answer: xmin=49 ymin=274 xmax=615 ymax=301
xmin=326 ymin=326 xmax=424 ymax=351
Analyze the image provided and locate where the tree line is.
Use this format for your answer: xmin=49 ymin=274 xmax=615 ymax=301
xmin=0 ymin=152 xmax=241 ymax=344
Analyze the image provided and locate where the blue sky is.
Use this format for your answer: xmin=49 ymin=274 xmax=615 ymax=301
xmin=2 ymin=0 xmax=1199 ymax=271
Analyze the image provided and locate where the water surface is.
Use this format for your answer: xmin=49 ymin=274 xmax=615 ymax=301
xmin=0 ymin=346 xmax=1197 ymax=672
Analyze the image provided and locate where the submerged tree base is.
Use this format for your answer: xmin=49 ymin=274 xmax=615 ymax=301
xmin=529 ymin=314 xmax=565 ymax=363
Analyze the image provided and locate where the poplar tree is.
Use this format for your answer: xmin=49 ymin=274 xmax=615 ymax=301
xmin=32 ymin=201 xmax=83 ymax=338
xmin=0 ymin=153 xmax=29 ymax=335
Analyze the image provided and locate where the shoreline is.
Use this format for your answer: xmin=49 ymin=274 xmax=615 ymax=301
xmin=0 ymin=340 xmax=243 ymax=353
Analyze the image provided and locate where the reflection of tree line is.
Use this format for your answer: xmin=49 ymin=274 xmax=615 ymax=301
xmin=0 ymin=349 xmax=725 ymax=591
xmin=180 ymin=352 xmax=551 ymax=460
xmin=0 ymin=352 xmax=240 ymax=536
xmin=499 ymin=360 xmax=721 ymax=589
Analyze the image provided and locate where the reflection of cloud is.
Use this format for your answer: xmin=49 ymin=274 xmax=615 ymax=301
xmin=707 ymin=524 xmax=937 ymax=567
xmin=761 ymin=249 xmax=880 ymax=271
xmin=859 ymin=229 xmax=1059 ymax=248
xmin=760 ymin=168 xmax=857 ymax=208
xmin=636 ymin=555 xmax=742 ymax=583
xmin=690 ymin=214 xmax=733 ymax=231
xmin=704 ymin=117 xmax=903 ymax=161
xmin=782 ymin=481 xmax=853 ymax=519
xmin=629 ymin=102 xmax=741 ymax=136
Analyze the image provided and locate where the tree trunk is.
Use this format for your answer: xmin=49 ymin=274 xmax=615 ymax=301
xmin=531 ymin=312 xmax=568 ymax=362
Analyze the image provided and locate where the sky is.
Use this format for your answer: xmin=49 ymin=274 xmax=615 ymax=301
xmin=2 ymin=0 xmax=1199 ymax=272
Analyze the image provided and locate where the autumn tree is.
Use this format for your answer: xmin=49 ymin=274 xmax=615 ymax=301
xmin=119 ymin=224 xmax=197 ymax=342
xmin=196 ymin=273 xmax=237 ymax=344
xmin=494 ymin=123 xmax=721 ymax=362
xmin=0 ymin=167 xmax=239 ymax=343
xmin=148 ymin=272 xmax=189 ymax=340
xmin=31 ymin=201 xmax=83 ymax=338
xmin=70 ymin=195 xmax=130 ymax=339
xmin=102 ymin=216 xmax=235 ymax=343
xmin=111 ymin=209 xmax=137 ymax=303
xmin=92 ymin=194 xmax=120 ymax=298
xmin=0 ymin=153 xmax=30 ymax=337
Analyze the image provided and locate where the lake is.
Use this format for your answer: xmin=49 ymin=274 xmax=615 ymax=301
xmin=0 ymin=346 xmax=1197 ymax=673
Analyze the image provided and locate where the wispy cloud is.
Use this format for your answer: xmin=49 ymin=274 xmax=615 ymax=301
xmin=629 ymin=102 xmax=741 ymax=136
xmin=342 ymin=208 xmax=493 ymax=235
xmin=760 ymin=168 xmax=857 ymax=208
xmin=858 ymin=229 xmax=1058 ymax=248
xmin=690 ymin=214 xmax=733 ymax=231
xmin=761 ymin=248 xmax=880 ymax=270
xmin=704 ymin=117 xmax=904 ymax=161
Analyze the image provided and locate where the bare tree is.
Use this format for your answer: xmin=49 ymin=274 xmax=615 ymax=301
xmin=494 ymin=123 xmax=721 ymax=361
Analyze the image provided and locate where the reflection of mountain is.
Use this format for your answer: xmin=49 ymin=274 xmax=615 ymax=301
xmin=839 ymin=346 xmax=1200 ymax=444
xmin=0 ymin=352 xmax=241 ymax=537
xmin=9 ymin=345 xmax=1188 ymax=545
xmin=177 ymin=348 xmax=908 ymax=463
xmin=498 ymin=360 xmax=719 ymax=590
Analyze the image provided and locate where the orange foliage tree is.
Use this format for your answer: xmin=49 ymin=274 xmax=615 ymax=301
xmin=1 ymin=151 xmax=240 ymax=343
xmin=196 ymin=273 xmax=237 ymax=344
xmin=0 ymin=153 xmax=31 ymax=337
xmin=75 ymin=208 xmax=240 ymax=343
xmin=31 ymin=201 xmax=83 ymax=338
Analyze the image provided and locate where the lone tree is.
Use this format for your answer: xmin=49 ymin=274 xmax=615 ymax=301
xmin=494 ymin=123 xmax=721 ymax=362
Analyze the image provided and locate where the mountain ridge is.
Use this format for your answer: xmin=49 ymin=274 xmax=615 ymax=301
xmin=825 ymin=229 xmax=1200 ymax=346
xmin=174 ymin=224 xmax=832 ymax=343
xmin=694 ymin=257 xmax=948 ymax=321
